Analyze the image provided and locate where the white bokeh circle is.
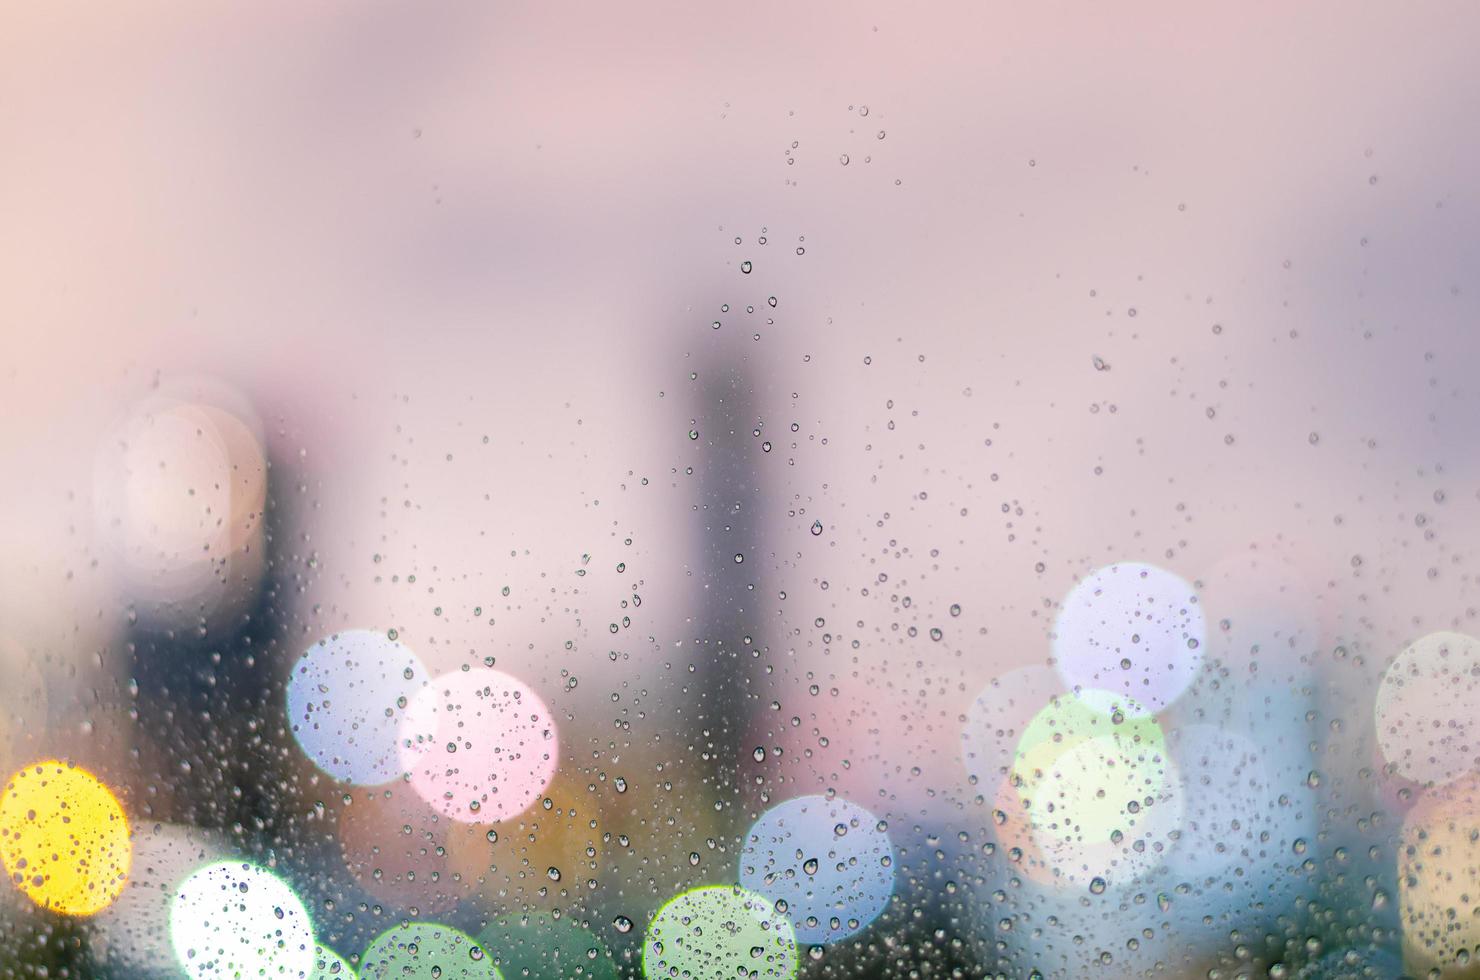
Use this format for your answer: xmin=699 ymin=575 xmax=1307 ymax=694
xmin=1053 ymin=562 xmax=1205 ymax=714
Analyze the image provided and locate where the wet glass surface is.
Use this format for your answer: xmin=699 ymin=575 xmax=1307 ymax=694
xmin=3 ymin=5 xmax=1479 ymax=978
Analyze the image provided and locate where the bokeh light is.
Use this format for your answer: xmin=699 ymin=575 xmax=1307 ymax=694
xmin=287 ymin=629 xmax=429 ymax=785
xmin=399 ymin=668 xmax=558 ymax=823
xmin=739 ymin=794 xmax=893 ymax=945
xmin=1009 ymin=691 xmax=1178 ymax=888
xmin=1399 ymin=773 xmax=1480 ymax=976
xmin=1165 ymin=723 xmax=1313 ymax=881
xmin=478 ymin=910 xmax=618 ymax=980
xmin=1029 ymin=733 xmax=1183 ymax=888
xmin=642 ymin=885 xmax=798 ymax=980
xmin=359 ymin=921 xmax=502 ymax=980
xmin=960 ymin=665 xmax=1062 ymax=789
xmin=91 ymin=823 xmax=225 ymax=975
xmin=1052 ymin=561 xmax=1205 ymax=713
xmin=1376 ymin=630 xmax=1480 ymax=787
xmin=1148 ymin=681 xmax=1319 ymax=945
xmin=1012 ymin=689 xmax=1162 ymax=783
xmin=0 ymin=760 xmax=131 ymax=916
xmin=93 ymin=387 xmax=267 ymax=626
xmin=169 ymin=859 xmax=315 ymax=979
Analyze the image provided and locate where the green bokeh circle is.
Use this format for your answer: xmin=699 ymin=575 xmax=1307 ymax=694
xmin=359 ymin=921 xmax=504 ymax=980
xmin=642 ymin=885 xmax=798 ymax=980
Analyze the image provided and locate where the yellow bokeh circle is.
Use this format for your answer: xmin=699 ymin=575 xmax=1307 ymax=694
xmin=0 ymin=760 xmax=131 ymax=915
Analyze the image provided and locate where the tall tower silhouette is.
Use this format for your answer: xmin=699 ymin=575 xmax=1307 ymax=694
xmin=688 ymin=353 xmax=769 ymax=801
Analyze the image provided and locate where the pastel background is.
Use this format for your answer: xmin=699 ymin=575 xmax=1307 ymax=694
xmin=2 ymin=4 xmax=1478 ymax=977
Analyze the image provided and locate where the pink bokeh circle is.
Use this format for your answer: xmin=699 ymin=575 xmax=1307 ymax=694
xmin=399 ymin=668 xmax=558 ymax=823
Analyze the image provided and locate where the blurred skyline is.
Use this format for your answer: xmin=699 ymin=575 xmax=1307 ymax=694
xmin=4 ymin=4 xmax=1480 ymax=977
